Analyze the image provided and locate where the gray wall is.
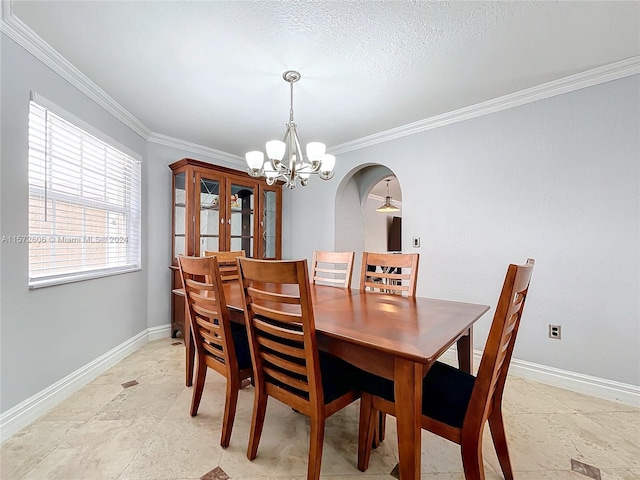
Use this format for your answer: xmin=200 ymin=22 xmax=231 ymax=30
xmin=144 ymin=142 xmax=245 ymax=330
xmin=288 ymin=75 xmax=640 ymax=386
xmin=1 ymin=35 xmax=148 ymax=411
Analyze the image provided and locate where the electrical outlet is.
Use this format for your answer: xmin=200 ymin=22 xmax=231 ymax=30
xmin=412 ymin=236 xmax=420 ymax=248
xmin=549 ymin=324 xmax=562 ymax=339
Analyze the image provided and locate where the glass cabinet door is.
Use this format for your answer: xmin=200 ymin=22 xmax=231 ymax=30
xmin=261 ymin=188 xmax=278 ymax=259
xmin=228 ymin=181 xmax=255 ymax=257
xmin=173 ymin=172 xmax=186 ymax=258
xmin=198 ymin=174 xmax=221 ymax=256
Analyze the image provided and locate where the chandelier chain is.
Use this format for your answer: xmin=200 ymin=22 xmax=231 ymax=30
xmin=289 ymin=80 xmax=295 ymax=124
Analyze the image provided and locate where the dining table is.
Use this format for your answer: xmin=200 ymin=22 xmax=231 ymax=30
xmin=175 ymin=282 xmax=490 ymax=480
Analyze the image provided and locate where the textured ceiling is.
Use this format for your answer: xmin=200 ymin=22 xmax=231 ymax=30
xmin=8 ymin=1 xmax=640 ymax=158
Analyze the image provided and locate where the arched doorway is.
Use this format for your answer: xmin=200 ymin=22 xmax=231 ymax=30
xmin=334 ymin=164 xmax=402 ymax=283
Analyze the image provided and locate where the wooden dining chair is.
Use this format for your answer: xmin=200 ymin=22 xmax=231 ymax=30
xmin=357 ymin=258 xmax=535 ymax=480
xmin=359 ymin=251 xmax=419 ymax=442
xmin=204 ymin=250 xmax=246 ymax=283
xmin=237 ymin=257 xmax=361 ymax=480
xmin=177 ymin=255 xmax=253 ymax=448
xmin=360 ymin=252 xmax=419 ymax=296
xmin=311 ymin=250 xmax=355 ymax=289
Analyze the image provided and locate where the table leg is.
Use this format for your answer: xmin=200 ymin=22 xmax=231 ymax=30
xmin=456 ymin=327 xmax=473 ymax=374
xmin=394 ymin=358 xmax=422 ymax=480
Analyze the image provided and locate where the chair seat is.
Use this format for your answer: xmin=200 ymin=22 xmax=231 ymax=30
xmin=319 ymin=351 xmax=362 ymax=404
xmin=361 ymin=361 xmax=475 ymax=428
xmin=264 ymin=350 xmax=360 ymax=404
xmin=209 ymin=327 xmax=252 ymax=371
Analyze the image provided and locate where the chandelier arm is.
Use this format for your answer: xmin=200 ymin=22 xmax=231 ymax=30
xmin=292 ymin=125 xmax=305 ymax=166
xmin=289 ymin=125 xmax=299 ymax=180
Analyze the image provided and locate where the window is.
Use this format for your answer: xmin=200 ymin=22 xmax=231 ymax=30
xmin=27 ymin=94 xmax=141 ymax=288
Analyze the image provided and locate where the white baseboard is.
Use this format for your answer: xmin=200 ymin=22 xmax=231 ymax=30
xmin=148 ymin=324 xmax=171 ymax=341
xmin=440 ymin=349 xmax=640 ymax=408
xmin=0 ymin=325 xmax=171 ymax=443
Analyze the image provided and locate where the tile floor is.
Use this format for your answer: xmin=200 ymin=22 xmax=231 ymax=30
xmin=1 ymin=338 xmax=638 ymax=480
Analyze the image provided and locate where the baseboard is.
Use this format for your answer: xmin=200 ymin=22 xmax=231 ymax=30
xmin=0 ymin=325 xmax=171 ymax=443
xmin=440 ymin=349 xmax=640 ymax=408
xmin=148 ymin=323 xmax=171 ymax=341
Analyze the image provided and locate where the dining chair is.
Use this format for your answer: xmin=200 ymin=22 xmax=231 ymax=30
xmin=203 ymin=250 xmax=246 ymax=283
xmin=237 ymin=257 xmax=361 ymax=480
xmin=311 ymin=250 xmax=355 ymax=289
xmin=357 ymin=258 xmax=535 ymax=480
xmin=359 ymin=251 xmax=419 ymax=442
xmin=177 ymin=255 xmax=253 ymax=448
xmin=359 ymin=251 xmax=419 ymax=296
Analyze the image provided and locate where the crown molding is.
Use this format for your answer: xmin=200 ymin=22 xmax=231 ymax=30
xmin=329 ymin=56 xmax=640 ymax=156
xmin=1 ymin=1 xmax=150 ymax=139
xmin=147 ymin=132 xmax=245 ymax=167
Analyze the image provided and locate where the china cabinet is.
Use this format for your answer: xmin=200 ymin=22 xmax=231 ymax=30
xmin=169 ymin=158 xmax=282 ymax=337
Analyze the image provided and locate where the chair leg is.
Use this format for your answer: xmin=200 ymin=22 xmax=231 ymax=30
xmin=307 ymin=414 xmax=325 ymax=480
xmin=357 ymin=393 xmax=377 ymax=472
xmin=378 ymin=411 xmax=386 ymax=443
xmin=220 ymin=376 xmax=239 ymax=448
xmin=189 ymin=361 xmax=207 ymax=416
xmin=461 ymin=435 xmax=485 ymax=480
xmin=488 ymin=406 xmax=514 ymax=480
xmin=247 ymin=388 xmax=268 ymax=460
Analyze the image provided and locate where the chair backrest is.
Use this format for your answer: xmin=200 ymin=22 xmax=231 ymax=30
xmin=311 ymin=251 xmax=355 ymax=289
xmin=237 ymin=258 xmax=323 ymax=414
xmin=204 ymin=250 xmax=246 ymax=282
xmin=359 ymin=252 xmax=419 ymax=296
xmin=177 ymin=255 xmax=239 ymax=375
xmin=465 ymin=258 xmax=535 ymax=430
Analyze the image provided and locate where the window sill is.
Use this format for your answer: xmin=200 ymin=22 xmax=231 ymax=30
xmin=29 ymin=266 xmax=142 ymax=289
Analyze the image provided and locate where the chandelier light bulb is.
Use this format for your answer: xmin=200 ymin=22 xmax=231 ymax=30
xmin=306 ymin=142 xmax=326 ymax=164
xmin=265 ymin=140 xmax=286 ymax=162
xmin=320 ymin=154 xmax=335 ymax=173
xmin=263 ymin=162 xmax=278 ymax=185
xmin=245 ymin=151 xmax=264 ymax=172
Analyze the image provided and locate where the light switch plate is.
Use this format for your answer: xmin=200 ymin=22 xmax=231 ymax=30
xmin=412 ymin=236 xmax=420 ymax=248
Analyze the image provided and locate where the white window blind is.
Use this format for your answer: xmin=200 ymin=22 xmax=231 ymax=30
xmin=27 ymin=97 xmax=141 ymax=288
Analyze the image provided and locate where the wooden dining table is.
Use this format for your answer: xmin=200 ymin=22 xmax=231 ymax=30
xmin=176 ymin=283 xmax=490 ymax=480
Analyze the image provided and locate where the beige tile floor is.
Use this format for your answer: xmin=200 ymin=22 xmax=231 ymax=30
xmin=1 ymin=338 xmax=639 ymax=480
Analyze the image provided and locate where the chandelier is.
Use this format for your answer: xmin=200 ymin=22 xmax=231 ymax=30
xmin=376 ymin=179 xmax=400 ymax=213
xmin=245 ymin=70 xmax=336 ymax=189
